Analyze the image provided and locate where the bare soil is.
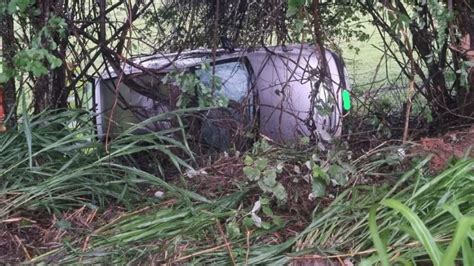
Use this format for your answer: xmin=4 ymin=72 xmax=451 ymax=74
xmin=419 ymin=126 xmax=474 ymax=172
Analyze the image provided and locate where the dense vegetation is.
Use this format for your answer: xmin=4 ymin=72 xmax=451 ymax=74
xmin=1 ymin=0 xmax=473 ymax=264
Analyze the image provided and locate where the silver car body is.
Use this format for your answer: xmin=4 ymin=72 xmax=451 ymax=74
xmin=94 ymin=44 xmax=350 ymax=144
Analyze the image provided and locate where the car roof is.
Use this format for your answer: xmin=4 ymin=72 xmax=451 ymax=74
xmin=97 ymin=44 xmax=319 ymax=80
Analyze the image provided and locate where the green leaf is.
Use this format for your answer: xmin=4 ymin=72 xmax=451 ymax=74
xmin=257 ymin=179 xmax=273 ymax=193
xmin=294 ymin=19 xmax=305 ymax=33
xmin=286 ymin=7 xmax=297 ymax=17
xmin=311 ymin=177 xmax=326 ymax=197
xmin=461 ymin=234 xmax=474 ymax=266
xmin=46 ymin=54 xmax=63 ymax=68
xmin=226 ymin=222 xmax=241 ymax=240
xmin=255 ymin=158 xmax=268 ymax=171
xmin=243 ymin=217 xmax=254 ymax=228
xmin=397 ymin=13 xmax=411 ymax=27
xmin=328 ymin=164 xmax=348 ymax=185
xmin=442 ymin=207 xmax=474 ymax=266
xmin=30 ymin=60 xmax=48 ymax=76
xmin=243 ymin=166 xmax=261 ymax=181
xmin=259 ymin=197 xmax=270 ymax=205
xmin=272 ymin=216 xmax=285 ymax=227
xmin=262 ymin=169 xmax=277 ymax=187
xmin=244 ymin=155 xmax=254 ymax=166
xmin=261 ymin=221 xmax=271 ymax=230
xmin=0 ymin=72 xmax=10 ymax=83
xmin=312 ymin=164 xmax=328 ymax=182
xmin=6 ymin=0 xmax=35 ymax=14
xmin=288 ymin=0 xmax=305 ymax=9
xmin=272 ymin=183 xmax=287 ymax=202
xmin=262 ymin=206 xmax=273 ymax=216
xmin=7 ymin=1 xmax=17 ymax=14
xmin=359 ymin=255 xmax=382 ymax=266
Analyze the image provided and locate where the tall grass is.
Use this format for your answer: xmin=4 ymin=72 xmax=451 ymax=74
xmin=0 ymin=109 xmax=198 ymax=218
xmin=288 ymin=157 xmax=474 ymax=265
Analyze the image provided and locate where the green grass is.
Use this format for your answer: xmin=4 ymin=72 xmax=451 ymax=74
xmin=341 ymin=22 xmax=405 ymax=91
xmin=0 ymin=109 xmax=198 ymax=218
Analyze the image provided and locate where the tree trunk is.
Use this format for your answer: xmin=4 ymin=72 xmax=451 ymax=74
xmin=1 ymin=2 xmax=17 ymax=125
xmin=454 ymin=0 xmax=474 ymax=117
xmin=31 ymin=0 xmax=51 ymax=113
xmin=50 ymin=0 xmax=69 ymax=110
xmin=31 ymin=0 xmax=68 ymax=114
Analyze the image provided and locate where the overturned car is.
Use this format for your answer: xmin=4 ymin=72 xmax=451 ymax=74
xmin=94 ymin=44 xmax=351 ymax=150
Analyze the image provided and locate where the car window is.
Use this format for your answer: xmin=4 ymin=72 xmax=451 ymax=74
xmin=99 ymin=75 xmax=173 ymax=135
xmin=196 ymin=61 xmax=250 ymax=102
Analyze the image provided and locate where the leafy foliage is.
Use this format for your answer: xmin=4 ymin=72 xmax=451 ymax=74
xmin=162 ymin=63 xmax=228 ymax=108
xmin=1 ymin=1 xmax=66 ymax=82
xmin=243 ymin=155 xmax=287 ymax=203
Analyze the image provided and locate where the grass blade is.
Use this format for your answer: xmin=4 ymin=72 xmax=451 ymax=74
xmin=368 ymin=205 xmax=390 ymax=266
xmin=21 ymin=93 xmax=33 ymax=169
xmin=461 ymin=237 xmax=474 ymax=266
xmin=382 ymin=199 xmax=443 ymax=266
xmin=441 ymin=217 xmax=474 ymax=266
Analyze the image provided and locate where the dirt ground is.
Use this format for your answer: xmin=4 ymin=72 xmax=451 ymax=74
xmin=0 ymin=206 xmax=125 ymax=263
xmin=419 ymin=125 xmax=474 ymax=172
